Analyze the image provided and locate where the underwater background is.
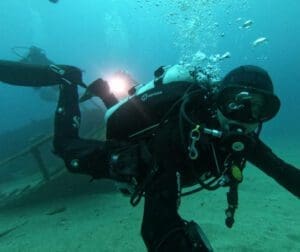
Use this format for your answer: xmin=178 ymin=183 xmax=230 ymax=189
xmin=0 ymin=0 xmax=299 ymax=251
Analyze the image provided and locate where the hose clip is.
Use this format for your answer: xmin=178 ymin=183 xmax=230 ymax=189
xmin=188 ymin=125 xmax=201 ymax=160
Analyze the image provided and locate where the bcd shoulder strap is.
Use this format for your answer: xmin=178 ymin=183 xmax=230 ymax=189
xmin=153 ymin=65 xmax=167 ymax=87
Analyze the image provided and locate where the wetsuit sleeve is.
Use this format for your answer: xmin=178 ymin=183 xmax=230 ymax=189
xmin=246 ymin=139 xmax=300 ymax=198
xmin=53 ymin=82 xmax=111 ymax=179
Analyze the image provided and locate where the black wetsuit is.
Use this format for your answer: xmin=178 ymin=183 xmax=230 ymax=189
xmin=53 ymin=80 xmax=300 ymax=252
xmin=0 ymin=61 xmax=299 ymax=251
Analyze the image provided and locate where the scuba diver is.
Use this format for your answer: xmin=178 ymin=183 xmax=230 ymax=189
xmin=0 ymin=60 xmax=299 ymax=251
xmin=13 ymin=46 xmax=59 ymax=102
xmin=15 ymin=46 xmax=54 ymax=65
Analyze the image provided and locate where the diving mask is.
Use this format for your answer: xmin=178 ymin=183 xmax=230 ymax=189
xmin=217 ymin=86 xmax=280 ymax=123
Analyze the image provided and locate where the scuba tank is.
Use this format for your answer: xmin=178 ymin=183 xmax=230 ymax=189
xmin=105 ymin=64 xmax=209 ymax=140
xmin=105 ymin=64 xmax=213 ymax=205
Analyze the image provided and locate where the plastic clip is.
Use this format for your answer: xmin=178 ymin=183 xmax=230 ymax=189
xmin=188 ymin=125 xmax=201 ymax=160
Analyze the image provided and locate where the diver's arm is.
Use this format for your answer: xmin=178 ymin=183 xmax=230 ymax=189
xmin=247 ymin=139 xmax=300 ymax=198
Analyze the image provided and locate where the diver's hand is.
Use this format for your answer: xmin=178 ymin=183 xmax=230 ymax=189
xmin=79 ymin=78 xmax=110 ymax=102
xmin=89 ymin=78 xmax=111 ymax=97
xmin=220 ymin=130 xmax=257 ymax=156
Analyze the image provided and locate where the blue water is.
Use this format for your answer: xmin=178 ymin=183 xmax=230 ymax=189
xmin=0 ymin=0 xmax=299 ymax=138
xmin=0 ymin=2 xmax=299 ymax=251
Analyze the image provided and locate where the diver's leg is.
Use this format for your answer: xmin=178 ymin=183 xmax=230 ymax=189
xmin=141 ymin=167 xmax=213 ymax=252
xmin=53 ymin=83 xmax=80 ymax=144
xmin=53 ymin=83 xmax=111 ymax=178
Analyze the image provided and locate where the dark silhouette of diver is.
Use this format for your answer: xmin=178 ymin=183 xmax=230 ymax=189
xmin=0 ymin=60 xmax=299 ymax=251
xmin=11 ymin=46 xmax=60 ymax=102
xmin=13 ymin=46 xmax=54 ymax=65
